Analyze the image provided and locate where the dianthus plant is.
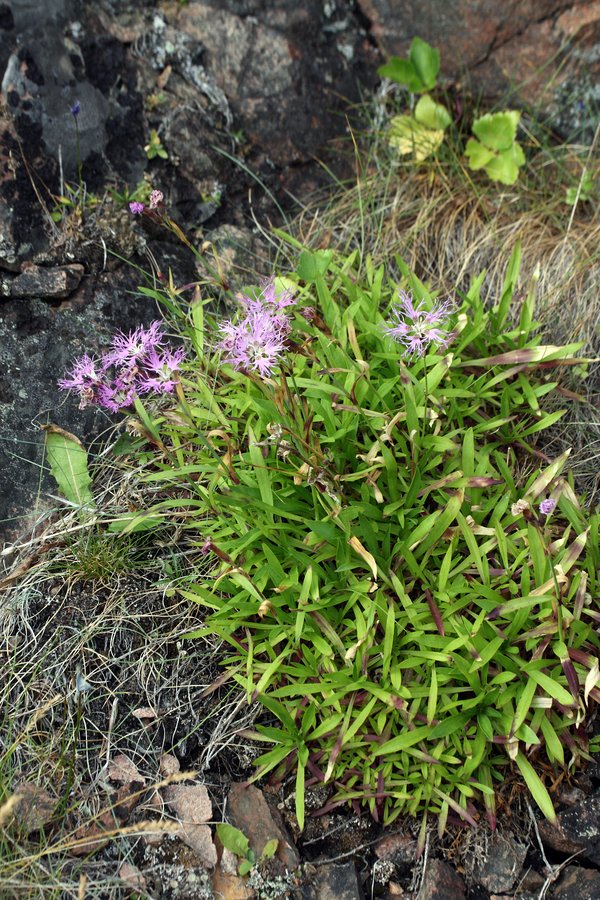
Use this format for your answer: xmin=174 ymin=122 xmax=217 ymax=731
xmin=110 ymin=244 xmax=599 ymax=847
xmin=59 ymin=321 xmax=185 ymax=412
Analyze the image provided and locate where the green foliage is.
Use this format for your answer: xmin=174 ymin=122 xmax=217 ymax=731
xmin=111 ymin=244 xmax=599 ymax=842
xmin=465 ymin=111 xmax=526 ymax=184
xmin=380 ymin=39 xmax=527 ymax=185
xmin=42 ymin=424 xmax=93 ymax=509
xmin=565 ymin=171 xmax=594 ymax=205
xmin=216 ymin=823 xmax=278 ymax=876
xmin=145 ymin=129 xmax=168 ymax=160
xmin=378 ymin=37 xmax=440 ymax=93
xmin=389 ymin=95 xmax=452 ymax=161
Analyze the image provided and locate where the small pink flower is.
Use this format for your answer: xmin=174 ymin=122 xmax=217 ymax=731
xmin=103 ymin=321 xmax=165 ymax=367
xmin=148 ymin=189 xmax=164 ymax=209
xmin=129 ymin=201 xmax=145 ymax=215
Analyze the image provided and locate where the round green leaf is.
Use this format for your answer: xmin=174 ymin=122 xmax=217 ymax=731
xmin=409 ymin=37 xmax=440 ymax=92
xmin=484 ymin=145 xmax=524 ymax=185
xmin=472 ymin=111 xmax=520 ymax=151
xmin=415 ymin=94 xmax=451 ymax=131
xmin=464 ymin=138 xmax=495 ymax=171
xmin=377 ymin=57 xmax=423 ymax=92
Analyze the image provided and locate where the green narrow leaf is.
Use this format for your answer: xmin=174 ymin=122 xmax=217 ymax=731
xmin=382 ymin=601 xmax=396 ymax=679
xmin=493 ymin=242 xmax=521 ymax=328
xmin=248 ymin=425 xmax=273 ymax=523
xmin=513 ymin=752 xmax=556 ymax=822
xmin=297 ymin=249 xmax=334 ymax=282
xmin=512 ymin=676 xmax=537 ymax=735
xmin=539 ymin=716 xmax=565 ymax=765
xmin=42 ymin=424 xmax=93 ymax=508
xmin=526 ymin=669 xmax=576 ymax=707
xmin=296 ymin=745 xmax=308 ymax=830
xmin=427 ymin=667 xmax=438 ymax=726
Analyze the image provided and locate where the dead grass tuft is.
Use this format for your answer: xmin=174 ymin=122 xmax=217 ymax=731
xmin=0 ymin=445 xmax=257 ymax=896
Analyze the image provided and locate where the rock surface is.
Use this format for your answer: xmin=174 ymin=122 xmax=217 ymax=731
xmin=227 ymin=781 xmax=300 ymax=872
xmin=471 ymin=831 xmax=527 ymax=893
xmin=538 ymin=790 xmax=600 ymax=865
xmin=358 ymin=0 xmax=600 ymax=139
xmin=418 ymin=857 xmax=466 ymax=899
xmin=313 ymin=861 xmax=361 ymax=899
xmin=553 ymin=865 xmax=600 ymax=900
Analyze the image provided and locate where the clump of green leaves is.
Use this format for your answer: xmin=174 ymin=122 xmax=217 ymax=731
xmin=105 ymin=243 xmax=598 ymax=848
xmin=465 ymin=111 xmax=526 ymax=185
xmin=378 ymin=37 xmax=440 ymax=94
xmin=145 ymin=128 xmax=168 ymax=160
xmin=379 ymin=38 xmax=525 ymax=183
xmin=216 ymin=823 xmax=278 ymax=876
xmin=565 ymin=170 xmax=594 ymax=206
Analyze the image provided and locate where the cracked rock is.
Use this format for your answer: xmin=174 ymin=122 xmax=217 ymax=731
xmin=5 ymin=263 xmax=84 ymax=298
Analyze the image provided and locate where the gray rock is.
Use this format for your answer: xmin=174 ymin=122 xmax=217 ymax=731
xmin=314 ymin=862 xmax=361 ymax=900
xmin=419 ymin=858 xmax=466 ymax=899
xmin=553 ymin=865 xmax=600 ymax=900
xmin=2 ymin=33 xmax=110 ymax=178
xmin=6 ymin=264 xmax=84 ymax=298
xmin=472 ymin=832 xmax=527 ymax=893
xmin=538 ymin=792 xmax=600 ymax=865
xmin=3 ymin=0 xmax=72 ymax=31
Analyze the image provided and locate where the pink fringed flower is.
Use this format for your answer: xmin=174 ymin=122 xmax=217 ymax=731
xmin=384 ymin=290 xmax=454 ymax=357
xmin=59 ymin=321 xmax=186 ymax=412
xmin=216 ymin=279 xmax=294 ymax=377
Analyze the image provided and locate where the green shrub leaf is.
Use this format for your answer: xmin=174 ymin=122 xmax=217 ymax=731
xmin=42 ymin=424 xmax=93 ymax=508
xmin=409 ymin=37 xmax=440 ymax=92
xmin=472 ymin=110 xmax=520 ymax=151
xmin=414 ymin=94 xmax=452 ymax=131
xmin=216 ymin=823 xmax=250 ymax=858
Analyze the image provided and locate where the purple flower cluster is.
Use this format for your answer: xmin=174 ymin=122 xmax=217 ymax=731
xmin=539 ymin=497 xmax=557 ymax=516
xmin=384 ymin=290 xmax=454 ymax=357
xmin=215 ymin=280 xmax=295 ymax=377
xmin=128 ymin=189 xmax=164 ymax=217
xmin=59 ymin=321 xmax=185 ymax=411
